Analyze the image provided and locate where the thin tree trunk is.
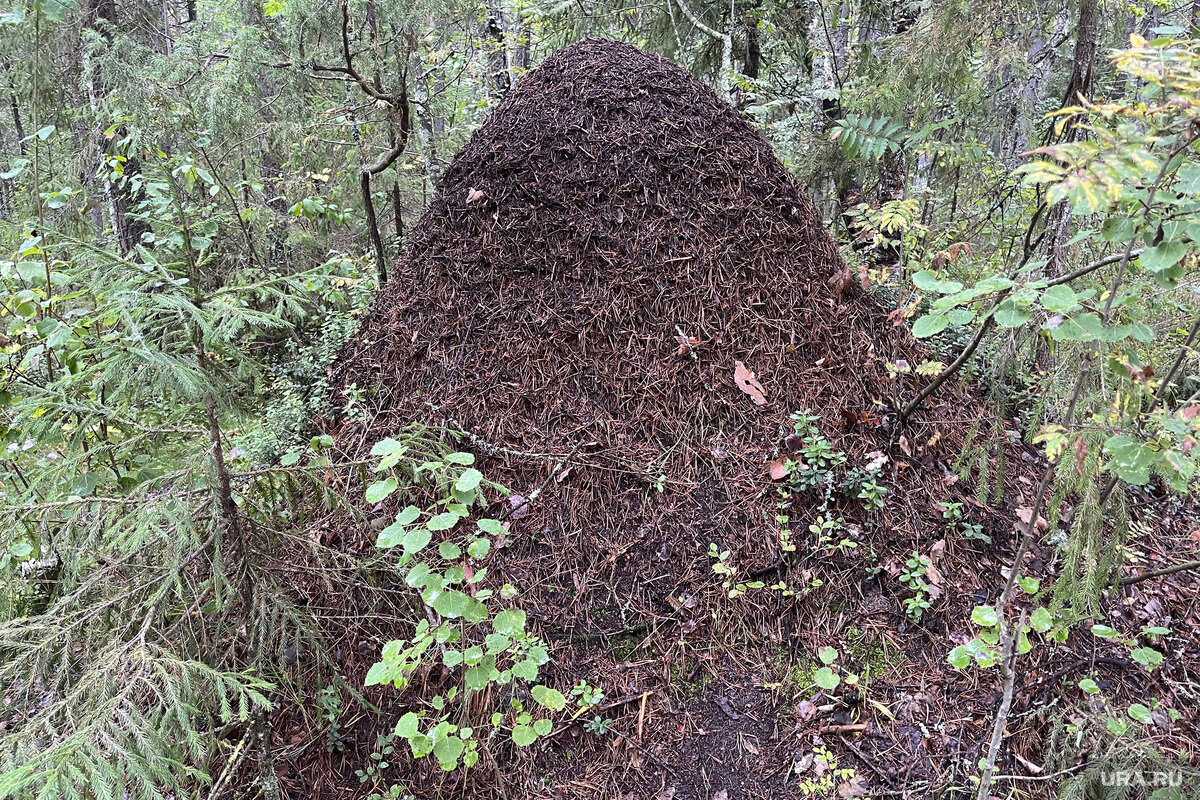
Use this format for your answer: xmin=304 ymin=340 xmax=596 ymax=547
xmin=673 ymin=0 xmax=733 ymax=102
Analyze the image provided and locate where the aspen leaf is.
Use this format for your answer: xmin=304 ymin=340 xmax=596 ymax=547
xmin=733 ymin=360 xmax=767 ymax=405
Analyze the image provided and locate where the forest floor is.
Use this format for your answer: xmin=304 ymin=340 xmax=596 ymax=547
xmin=271 ymin=420 xmax=1200 ymax=799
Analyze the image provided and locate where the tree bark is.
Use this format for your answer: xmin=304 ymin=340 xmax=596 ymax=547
xmin=673 ymin=0 xmax=733 ymax=103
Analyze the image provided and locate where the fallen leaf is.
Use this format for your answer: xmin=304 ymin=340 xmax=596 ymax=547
xmin=1073 ymin=436 xmax=1087 ymax=477
xmin=1016 ymin=506 xmax=1049 ymax=532
xmin=828 ymin=267 xmax=855 ymax=296
xmin=713 ymin=792 xmax=729 ymax=800
xmin=555 ymin=465 xmax=573 ymax=483
xmin=838 ymin=775 xmax=871 ymax=798
xmin=796 ymin=699 xmax=818 ymax=721
xmin=466 ymin=187 xmax=484 ymax=204
xmin=863 ymin=451 xmax=888 ymax=472
xmin=733 ymin=361 xmax=767 ymax=405
xmin=930 ymin=539 xmax=946 ymax=561
xmin=768 ymin=458 xmax=791 ymax=481
xmin=898 ymin=435 xmax=912 ymax=456
xmin=1182 ymin=404 xmax=1199 ymax=421
xmin=675 ymin=334 xmax=701 ymax=356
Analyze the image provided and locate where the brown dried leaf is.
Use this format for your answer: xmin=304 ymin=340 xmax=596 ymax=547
xmin=1016 ymin=506 xmax=1049 ymax=532
xmin=674 ymin=335 xmax=701 ymax=356
xmin=838 ymin=776 xmax=871 ymax=798
xmin=1182 ymin=403 xmax=1199 ymax=421
xmin=828 ymin=267 xmax=855 ymax=296
xmin=1073 ymin=436 xmax=1088 ymax=477
xmin=733 ymin=360 xmax=767 ymax=405
xmin=768 ymin=458 xmax=791 ymax=481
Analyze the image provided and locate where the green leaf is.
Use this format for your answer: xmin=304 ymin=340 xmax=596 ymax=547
xmin=970 ymin=605 xmax=999 ymax=627
xmin=433 ymin=735 xmax=464 ymax=770
xmin=813 ymin=667 xmax=840 ymax=691
xmin=817 ymin=646 xmax=838 ymax=665
xmin=477 ymin=518 xmax=505 ymax=535
xmin=1130 ymin=646 xmax=1163 ymax=671
xmin=947 ymin=646 xmax=972 ymax=669
xmin=993 ymin=299 xmax=1032 ymax=329
xmin=1078 ymin=678 xmax=1100 ymax=694
xmin=1138 ymin=242 xmax=1187 ymax=273
xmin=1100 ymin=216 xmax=1138 ymax=243
xmin=511 ymin=658 xmax=538 ymax=681
xmin=1176 ymin=161 xmax=1200 ymax=194
xmin=492 ymin=608 xmax=527 ymax=636
xmin=468 ymin=538 xmax=491 ymax=559
xmin=364 ymin=661 xmax=393 ymax=686
xmin=512 ymin=725 xmax=538 ymax=746
xmin=427 ymin=511 xmax=461 ymax=531
xmin=1016 ymin=575 xmax=1040 ymax=595
xmin=1127 ymin=703 xmax=1153 ymax=725
xmin=445 ymin=452 xmax=476 ymax=465
xmin=405 ymin=562 xmax=431 ymax=588
xmin=395 ymin=711 xmax=422 ymax=738
xmin=531 ymin=685 xmax=567 ymax=711
xmin=1039 ymin=285 xmax=1081 ymax=314
xmin=455 ymin=468 xmax=483 ymax=493
xmin=533 ymin=718 xmax=553 ymax=735
xmin=365 ymin=477 xmax=398 ymax=504
xmin=439 ymin=541 xmax=462 ymax=560
xmin=913 ymin=270 xmax=963 ymax=294
xmin=370 ymin=437 xmax=403 ymax=456
xmin=1050 ymin=312 xmax=1104 ymax=342
xmin=485 ymin=633 xmax=511 ymax=654
xmin=1030 ymin=607 xmax=1053 ymax=633
xmin=1091 ymin=624 xmax=1120 ymax=639
xmin=403 ymin=528 xmax=432 ymax=555
xmin=376 ymin=521 xmax=406 ymax=549
xmin=1102 ymin=435 xmax=1156 ymax=486
xmin=912 ymin=313 xmax=949 ymax=338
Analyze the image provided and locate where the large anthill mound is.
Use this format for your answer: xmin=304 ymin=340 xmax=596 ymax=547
xmin=325 ymin=38 xmax=1055 ymax=799
xmin=336 ymin=38 xmax=902 ymax=497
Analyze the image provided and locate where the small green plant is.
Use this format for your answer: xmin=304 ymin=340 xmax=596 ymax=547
xmin=707 ymin=543 xmax=765 ymax=598
xmin=797 ymin=743 xmax=857 ymax=797
xmin=786 ymin=409 xmax=847 ymax=491
xmin=808 ymin=515 xmax=858 ymax=555
xmin=842 ymin=468 xmax=888 ymax=511
xmin=317 ymin=685 xmax=345 ymax=754
xmin=583 ymin=716 xmax=614 ymax=735
xmin=571 ymin=680 xmax=604 ymax=711
xmin=898 ymin=551 xmax=933 ymax=622
xmin=939 ymin=501 xmax=989 ymax=543
xmin=812 ymin=645 xmax=853 ymax=694
xmin=355 ymin=731 xmax=397 ymax=786
xmin=362 ymin=437 xmax=558 ymax=771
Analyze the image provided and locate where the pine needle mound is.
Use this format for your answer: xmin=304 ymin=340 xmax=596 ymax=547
xmin=328 ymin=37 xmax=1027 ymax=795
xmin=335 ymin=38 xmax=914 ymax=490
